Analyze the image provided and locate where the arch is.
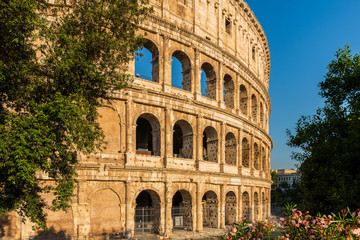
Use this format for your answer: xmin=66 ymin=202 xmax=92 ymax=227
xmin=223 ymin=74 xmax=234 ymax=108
xmin=90 ymin=189 xmax=121 ymax=236
xmin=97 ymin=106 xmax=121 ymax=154
xmin=242 ymin=191 xmax=250 ymax=221
xmin=135 ymin=189 xmax=161 ymax=234
xmin=201 ymin=62 xmax=217 ymax=100
xmin=225 ymin=191 xmax=236 ymax=225
xmin=254 ymin=143 xmax=259 ymax=170
xmin=242 ymin=137 xmax=250 ymax=167
xmin=171 ymin=50 xmax=192 ymax=91
xmin=202 ymin=191 xmax=218 ymax=228
xmin=225 ymin=132 xmax=237 ymax=165
xmin=254 ymin=192 xmax=259 ymax=220
xmin=203 ymin=126 xmax=218 ymax=162
xmin=172 ymin=190 xmax=192 ymax=230
xmin=136 ymin=113 xmax=161 ymax=156
xmin=135 ymin=39 xmax=159 ymax=82
xmin=260 ymin=102 xmax=264 ymax=127
xmin=240 ymin=85 xmax=248 ymax=115
xmin=251 ymin=94 xmax=258 ymax=122
xmin=262 ymin=147 xmax=266 ymax=171
xmin=173 ymin=120 xmax=193 ymax=159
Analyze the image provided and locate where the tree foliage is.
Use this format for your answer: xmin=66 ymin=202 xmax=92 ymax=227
xmin=287 ymin=45 xmax=360 ymax=214
xmin=0 ymin=0 xmax=149 ymax=228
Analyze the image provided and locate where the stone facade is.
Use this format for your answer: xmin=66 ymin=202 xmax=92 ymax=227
xmin=1 ymin=0 xmax=272 ymax=239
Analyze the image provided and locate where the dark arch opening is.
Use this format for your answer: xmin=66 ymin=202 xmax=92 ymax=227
xmin=171 ymin=51 xmax=191 ymax=91
xmin=173 ymin=120 xmax=193 ymax=159
xmin=251 ymin=94 xmax=257 ymax=122
xmin=223 ymin=74 xmax=234 ymax=108
xmin=225 ymin=191 xmax=236 ymax=225
xmin=254 ymin=143 xmax=259 ymax=170
xmin=136 ymin=113 xmax=161 ymax=156
xmin=225 ymin=132 xmax=237 ymax=165
xmin=240 ymin=85 xmax=248 ymax=115
xmin=135 ymin=39 xmax=159 ymax=82
xmin=135 ymin=190 xmax=161 ymax=234
xmin=242 ymin=191 xmax=250 ymax=221
xmin=202 ymin=191 xmax=218 ymax=228
xmin=203 ymin=126 xmax=218 ymax=162
xmin=201 ymin=63 xmax=216 ymax=100
xmin=242 ymin=138 xmax=250 ymax=168
xmin=172 ymin=190 xmax=192 ymax=230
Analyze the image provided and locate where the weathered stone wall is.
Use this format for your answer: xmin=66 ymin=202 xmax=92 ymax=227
xmin=2 ymin=0 xmax=273 ymax=239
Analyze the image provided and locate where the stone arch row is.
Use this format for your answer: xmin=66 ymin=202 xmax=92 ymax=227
xmin=134 ymin=38 xmax=268 ymax=129
xmin=85 ymin=186 xmax=270 ymax=236
xmin=136 ymin=112 xmax=269 ymax=171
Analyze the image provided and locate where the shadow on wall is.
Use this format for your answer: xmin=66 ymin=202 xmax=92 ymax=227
xmin=0 ymin=214 xmax=16 ymax=238
xmin=33 ymin=227 xmax=71 ymax=240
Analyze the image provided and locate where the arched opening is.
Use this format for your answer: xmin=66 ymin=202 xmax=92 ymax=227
xmin=254 ymin=192 xmax=259 ymax=220
xmin=203 ymin=126 xmax=218 ymax=162
xmin=251 ymin=94 xmax=257 ymax=122
xmin=136 ymin=113 xmax=161 ymax=156
xmin=223 ymin=74 xmax=234 ymax=108
xmin=172 ymin=190 xmax=192 ymax=230
xmin=254 ymin=143 xmax=259 ymax=170
xmin=135 ymin=190 xmax=161 ymax=234
xmin=262 ymin=147 xmax=266 ymax=171
xmin=225 ymin=191 xmax=236 ymax=225
xmin=135 ymin=39 xmax=159 ymax=82
xmin=260 ymin=102 xmax=264 ymax=127
xmin=90 ymin=189 xmax=121 ymax=237
xmin=200 ymin=63 xmax=216 ymax=100
xmin=202 ymin=191 xmax=218 ymax=228
xmin=173 ymin=120 xmax=193 ymax=159
xmin=240 ymin=85 xmax=248 ymax=115
xmin=171 ymin=51 xmax=191 ymax=91
xmin=242 ymin=138 xmax=250 ymax=168
xmin=225 ymin=132 xmax=237 ymax=165
xmin=242 ymin=192 xmax=250 ymax=221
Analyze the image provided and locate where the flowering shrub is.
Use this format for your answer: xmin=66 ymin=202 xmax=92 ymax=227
xmin=279 ymin=207 xmax=360 ymax=240
xmin=223 ymin=207 xmax=360 ymax=240
xmin=222 ymin=218 xmax=277 ymax=240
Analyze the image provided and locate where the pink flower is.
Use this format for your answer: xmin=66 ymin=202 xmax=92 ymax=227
xmin=351 ymin=228 xmax=360 ymax=237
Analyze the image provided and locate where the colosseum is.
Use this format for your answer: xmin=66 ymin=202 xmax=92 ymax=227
xmin=1 ymin=0 xmax=272 ymax=239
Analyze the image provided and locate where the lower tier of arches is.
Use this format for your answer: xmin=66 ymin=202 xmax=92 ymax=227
xmin=2 ymin=177 xmax=271 ymax=240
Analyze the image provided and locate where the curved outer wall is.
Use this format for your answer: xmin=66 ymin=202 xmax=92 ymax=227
xmin=2 ymin=0 xmax=272 ymax=239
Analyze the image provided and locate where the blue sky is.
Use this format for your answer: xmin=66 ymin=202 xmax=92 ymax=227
xmin=247 ymin=0 xmax=360 ymax=169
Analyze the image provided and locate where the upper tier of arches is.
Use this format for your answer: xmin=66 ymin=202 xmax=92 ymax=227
xmin=134 ymin=39 xmax=269 ymax=132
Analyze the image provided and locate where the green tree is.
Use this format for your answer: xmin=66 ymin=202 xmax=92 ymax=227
xmin=287 ymin=45 xmax=360 ymax=214
xmin=0 ymin=0 xmax=149 ymax=229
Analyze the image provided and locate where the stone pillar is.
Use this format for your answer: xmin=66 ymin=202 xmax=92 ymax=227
xmin=234 ymin=73 xmax=240 ymax=113
xmin=220 ymin=122 xmax=226 ymax=172
xmin=125 ymin=98 xmax=135 ymax=167
xmin=194 ymin=48 xmax=202 ymax=100
xmin=162 ymin=35 xmax=171 ymax=92
xmin=220 ymin=185 xmax=225 ymax=228
xmin=125 ymin=181 xmax=135 ymax=238
xmin=196 ymin=115 xmax=202 ymax=169
xmin=164 ymin=108 xmax=172 ymax=167
xmin=218 ymin=62 xmax=224 ymax=107
xmin=250 ymin=187 xmax=254 ymax=222
xmin=238 ymin=186 xmax=243 ymax=222
xmin=196 ymin=182 xmax=203 ymax=231
xmin=250 ymin=135 xmax=254 ymax=175
xmin=74 ymin=180 xmax=90 ymax=240
xmin=238 ymin=129 xmax=242 ymax=175
xmin=165 ymin=181 xmax=172 ymax=235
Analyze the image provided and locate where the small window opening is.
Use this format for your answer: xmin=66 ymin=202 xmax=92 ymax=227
xmin=225 ymin=18 xmax=231 ymax=34
xmin=252 ymin=46 xmax=256 ymax=61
